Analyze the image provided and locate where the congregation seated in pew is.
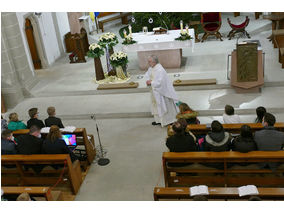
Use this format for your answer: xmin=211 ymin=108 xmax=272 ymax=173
xmin=176 ymin=102 xmax=200 ymax=125
xmin=231 ymin=125 xmax=257 ymax=153
xmin=1 ymin=129 xmax=17 ymax=155
xmin=222 ymin=105 xmax=240 ymax=124
xmin=255 ymin=106 xmax=266 ymax=123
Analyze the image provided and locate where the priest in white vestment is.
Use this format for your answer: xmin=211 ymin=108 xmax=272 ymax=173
xmin=145 ymin=55 xmax=179 ymax=127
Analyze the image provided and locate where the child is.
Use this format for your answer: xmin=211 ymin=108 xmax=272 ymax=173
xmin=7 ymin=112 xmax=27 ymax=131
xmin=27 ymin=108 xmax=45 ymax=129
xmin=44 ymin=106 xmax=64 ymax=128
xmin=222 ymin=105 xmax=241 ymax=123
xmin=176 ymin=103 xmax=199 ymax=125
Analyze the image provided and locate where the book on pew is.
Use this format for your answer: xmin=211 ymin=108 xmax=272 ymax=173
xmin=238 ymin=185 xmax=259 ymax=197
xmin=190 ymin=185 xmax=209 ymax=197
xmin=60 ymin=126 xmax=76 ymax=133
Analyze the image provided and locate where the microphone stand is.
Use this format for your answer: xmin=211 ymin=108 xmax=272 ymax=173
xmin=91 ymin=114 xmax=110 ymax=166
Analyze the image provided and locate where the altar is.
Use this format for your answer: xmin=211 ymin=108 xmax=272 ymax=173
xmin=122 ymin=29 xmax=195 ymax=70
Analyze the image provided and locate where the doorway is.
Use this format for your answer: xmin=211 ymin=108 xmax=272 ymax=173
xmin=25 ymin=18 xmax=42 ymax=70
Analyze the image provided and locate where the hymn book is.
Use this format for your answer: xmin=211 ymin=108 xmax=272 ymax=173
xmin=189 ymin=185 xmax=209 ymax=196
xmin=238 ymin=185 xmax=259 ymax=197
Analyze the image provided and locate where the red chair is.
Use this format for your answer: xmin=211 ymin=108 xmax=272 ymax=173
xmin=227 ymin=16 xmax=250 ymax=40
xmin=201 ymin=12 xmax=223 ymax=42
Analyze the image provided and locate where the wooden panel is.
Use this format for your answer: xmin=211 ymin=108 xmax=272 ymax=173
xmin=97 ymin=82 xmax=139 ymax=90
xmin=97 ymin=12 xmax=117 ymax=18
xmin=173 ymin=78 xmax=216 ymax=86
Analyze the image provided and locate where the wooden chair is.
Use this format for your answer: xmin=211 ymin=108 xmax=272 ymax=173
xmin=201 ymin=12 xmax=223 ymax=42
xmin=227 ymin=16 xmax=250 ymax=40
xmin=1 ymin=154 xmax=82 ymax=195
xmin=274 ymin=34 xmax=284 ymax=68
xmin=163 ymin=151 xmax=284 ymax=187
xmin=154 ymin=187 xmax=284 ymax=201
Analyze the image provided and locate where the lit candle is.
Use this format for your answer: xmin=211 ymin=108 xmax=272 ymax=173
xmin=128 ymin=25 xmax=132 ymax=35
xmin=185 ymin=24 xmax=189 ymax=34
xmin=123 ymin=29 xmax=127 ymax=38
xmin=180 ymin=20 xmax=183 ymax=33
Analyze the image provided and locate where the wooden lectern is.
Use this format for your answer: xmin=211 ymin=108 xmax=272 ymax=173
xmin=230 ymin=41 xmax=264 ymax=93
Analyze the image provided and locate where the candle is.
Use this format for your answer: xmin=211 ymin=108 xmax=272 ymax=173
xmin=180 ymin=20 xmax=183 ymax=33
xmin=128 ymin=25 xmax=132 ymax=35
xmin=185 ymin=24 xmax=189 ymax=34
xmin=123 ymin=29 xmax=127 ymax=38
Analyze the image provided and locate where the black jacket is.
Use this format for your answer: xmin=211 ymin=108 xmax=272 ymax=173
xmin=16 ymin=134 xmax=43 ymax=154
xmin=42 ymin=138 xmax=77 ymax=162
xmin=166 ymin=134 xmax=197 ymax=152
xmin=231 ymin=136 xmax=257 ymax=153
xmin=27 ymin=118 xmax=45 ymax=129
xmin=204 ymin=131 xmax=231 ymax=152
xmin=1 ymin=138 xmax=17 ymax=155
xmin=45 ymin=116 xmax=64 ymax=128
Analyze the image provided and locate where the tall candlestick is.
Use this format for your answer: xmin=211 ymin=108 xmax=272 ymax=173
xmin=180 ymin=20 xmax=183 ymax=33
xmin=128 ymin=25 xmax=132 ymax=35
xmin=123 ymin=29 xmax=127 ymax=38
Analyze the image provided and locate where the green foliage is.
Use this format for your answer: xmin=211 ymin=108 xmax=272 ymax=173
xmin=110 ymin=57 xmax=129 ymax=67
xmin=130 ymin=12 xmax=201 ymax=32
xmin=122 ymin=39 xmax=137 ymax=45
xmin=175 ymin=32 xmax=193 ymax=41
xmin=87 ymin=48 xmax=104 ymax=58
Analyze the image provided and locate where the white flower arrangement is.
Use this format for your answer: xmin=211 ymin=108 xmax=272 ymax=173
xmin=89 ymin=43 xmax=102 ymax=51
xmin=110 ymin=51 xmax=128 ymax=67
xmin=122 ymin=34 xmax=137 ymax=45
xmin=87 ymin=43 xmax=104 ymax=58
xmin=98 ymin=32 xmax=119 ymax=48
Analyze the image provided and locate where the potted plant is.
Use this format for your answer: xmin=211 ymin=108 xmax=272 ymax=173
xmin=110 ymin=51 xmax=129 ymax=80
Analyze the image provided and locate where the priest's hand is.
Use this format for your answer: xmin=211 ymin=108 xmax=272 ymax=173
xmin=146 ymin=80 xmax=152 ymax=86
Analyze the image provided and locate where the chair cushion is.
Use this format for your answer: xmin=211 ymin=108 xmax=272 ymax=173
xmin=203 ymin=13 xmax=220 ymax=22
xmin=230 ymin=21 xmax=247 ymax=29
xmin=204 ymin=23 xmax=220 ymax=31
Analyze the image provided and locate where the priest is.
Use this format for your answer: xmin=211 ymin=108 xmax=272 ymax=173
xmin=145 ymin=55 xmax=179 ymax=127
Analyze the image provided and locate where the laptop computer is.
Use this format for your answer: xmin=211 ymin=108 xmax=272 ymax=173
xmin=62 ymin=134 xmax=77 ymax=151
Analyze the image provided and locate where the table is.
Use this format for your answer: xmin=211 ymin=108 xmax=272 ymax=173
xmin=122 ymin=29 xmax=195 ymax=70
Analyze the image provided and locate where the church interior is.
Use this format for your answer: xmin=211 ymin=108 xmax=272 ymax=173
xmin=1 ymin=5 xmax=284 ymax=207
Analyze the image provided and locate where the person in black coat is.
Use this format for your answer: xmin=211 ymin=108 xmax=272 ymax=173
xmin=42 ymin=125 xmax=77 ymax=162
xmin=203 ymin=120 xmax=231 ymax=169
xmin=44 ymin=106 xmax=64 ymax=128
xmin=16 ymin=125 xmax=43 ymax=155
xmin=166 ymin=121 xmax=197 ymax=167
xmin=231 ymin=125 xmax=257 ymax=153
xmin=1 ymin=129 xmax=17 ymax=155
xmin=27 ymin=108 xmax=45 ymax=129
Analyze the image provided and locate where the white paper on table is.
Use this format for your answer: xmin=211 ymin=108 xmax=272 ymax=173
xmin=238 ymin=185 xmax=259 ymax=197
xmin=60 ymin=126 xmax=76 ymax=133
xmin=40 ymin=127 xmax=50 ymax=133
xmin=190 ymin=185 xmax=209 ymax=197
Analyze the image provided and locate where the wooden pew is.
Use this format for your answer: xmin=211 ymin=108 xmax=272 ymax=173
xmin=167 ymin=122 xmax=284 ymax=137
xmin=98 ymin=12 xmax=132 ymax=32
xmin=274 ymin=34 xmax=284 ymax=68
xmin=1 ymin=186 xmax=61 ymax=201
xmin=1 ymin=154 xmax=82 ymax=195
xmin=154 ymin=187 xmax=284 ymax=201
xmin=12 ymin=128 xmax=96 ymax=166
xmin=163 ymin=151 xmax=284 ymax=187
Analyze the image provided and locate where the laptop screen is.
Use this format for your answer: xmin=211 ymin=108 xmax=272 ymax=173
xmin=62 ymin=134 xmax=77 ymax=146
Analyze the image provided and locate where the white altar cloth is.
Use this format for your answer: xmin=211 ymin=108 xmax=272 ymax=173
xmin=122 ymin=29 xmax=195 ymax=52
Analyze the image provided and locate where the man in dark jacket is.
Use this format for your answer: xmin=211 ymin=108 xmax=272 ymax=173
xmin=44 ymin=106 xmax=64 ymax=128
xmin=27 ymin=108 xmax=45 ymax=129
xmin=16 ymin=125 xmax=43 ymax=155
xmin=1 ymin=129 xmax=17 ymax=155
xmin=254 ymin=113 xmax=284 ymax=170
xmin=166 ymin=122 xmax=197 ymax=167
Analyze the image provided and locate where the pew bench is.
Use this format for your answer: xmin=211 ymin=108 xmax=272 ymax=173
xmin=1 ymin=154 xmax=82 ymax=195
xmin=12 ymin=128 xmax=96 ymax=166
xmin=1 ymin=186 xmax=62 ymax=201
xmin=167 ymin=122 xmax=284 ymax=137
xmin=154 ymin=187 xmax=284 ymax=201
xmin=272 ymin=29 xmax=284 ymax=48
xmin=98 ymin=12 xmax=132 ymax=32
xmin=163 ymin=151 xmax=284 ymax=187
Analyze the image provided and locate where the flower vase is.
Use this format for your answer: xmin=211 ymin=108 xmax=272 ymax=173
xmin=94 ymin=57 xmax=105 ymax=81
xmin=109 ymin=46 xmax=114 ymax=56
xmin=122 ymin=64 xmax=128 ymax=76
xmin=116 ymin=65 xmax=127 ymax=80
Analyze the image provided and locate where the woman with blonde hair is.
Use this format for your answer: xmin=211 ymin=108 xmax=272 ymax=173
xmin=176 ymin=103 xmax=199 ymax=124
xmin=42 ymin=125 xmax=77 ymax=162
xmin=7 ymin=112 xmax=27 ymax=131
